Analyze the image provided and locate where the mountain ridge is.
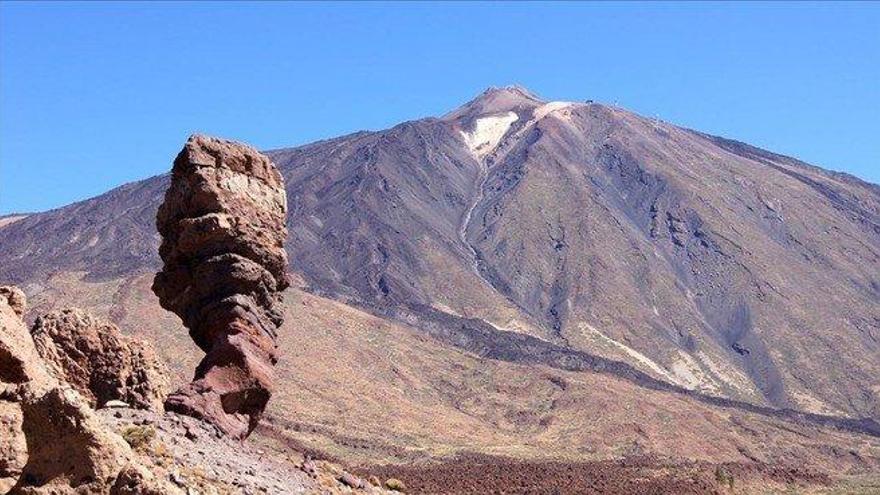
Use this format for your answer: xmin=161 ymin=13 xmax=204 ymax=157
xmin=1 ymin=87 xmax=878 ymax=427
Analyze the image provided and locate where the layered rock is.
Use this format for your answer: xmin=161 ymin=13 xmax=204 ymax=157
xmin=153 ymin=134 xmax=289 ymax=439
xmin=30 ymin=309 xmax=170 ymax=411
xmin=0 ymin=286 xmax=177 ymax=494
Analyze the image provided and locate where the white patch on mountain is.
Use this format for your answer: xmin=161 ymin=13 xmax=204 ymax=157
xmin=460 ymin=111 xmax=519 ymax=158
xmin=534 ymin=101 xmax=576 ymax=121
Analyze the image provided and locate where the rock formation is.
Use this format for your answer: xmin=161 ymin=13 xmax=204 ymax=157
xmin=0 ymin=287 xmax=50 ymax=492
xmin=153 ymin=134 xmax=289 ymax=439
xmin=0 ymin=286 xmax=26 ymax=318
xmin=30 ymin=309 xmax=170 ymax=411
xmin=0 ymin=286 xmax=177 ymax=494
xmin=14 ymin=387 xmax=172 ymax=495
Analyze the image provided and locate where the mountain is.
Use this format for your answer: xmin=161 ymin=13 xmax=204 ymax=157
xmin=1 ymin=86 xmax=879 ymax=481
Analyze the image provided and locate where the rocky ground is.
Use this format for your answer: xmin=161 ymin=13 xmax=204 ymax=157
xmin=13 ymin=274 xmax=880 ymax=494
xmin=0 ymin=285 xmax=397 ymax=494
xmin=357 ymin=455 xmax=833 ymax=495
xmin=98 ymin=406 xmax=394 ymax=495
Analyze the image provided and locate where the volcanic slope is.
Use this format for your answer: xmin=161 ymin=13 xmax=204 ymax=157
xmin=1 ymin=85 xmax=878 ymax=428
xmin=14 ymin=271 xmax=880 ymax=480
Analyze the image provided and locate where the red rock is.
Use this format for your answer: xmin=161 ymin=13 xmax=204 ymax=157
xmin=153 ymin=134 xmax=289 ymax=439
xmin=339 ymin=471 xmax=365 ymax=489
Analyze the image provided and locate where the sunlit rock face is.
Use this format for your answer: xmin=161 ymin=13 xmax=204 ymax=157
xmin=0 ymin=287 xmax=176 ymax=494
xmin=153 ymin=134 xmax=289 ymax=439
xmin=30 ymin=308 xmax=170 ymax=411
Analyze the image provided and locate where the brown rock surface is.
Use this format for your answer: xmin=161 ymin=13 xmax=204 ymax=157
xmin=30 ymin=309 xmax=170 ymax=411
xmin=153 ymin=134 xmax=289 ymax=439
xmin=0 ymin=402 xmax=25 ymax=493
xmin=12 ymin=387 xmax=175 ymax=495
xmin=0 ymin=287 xmax=176 ymax=494
xmin=1 ymin=288 xmax=55 ymax=492
xmin=0 ymin=286 xmax=26 ymax=318
xmin=0 ymin=290 xmax=54 ymax=399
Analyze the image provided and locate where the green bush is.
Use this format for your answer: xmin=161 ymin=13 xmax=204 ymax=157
xmin=385 ymin=477 xmax=407 ymax=492
xmin=120 ymin=425 xmax=156 ymax=451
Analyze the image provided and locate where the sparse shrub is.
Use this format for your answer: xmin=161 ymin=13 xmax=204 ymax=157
xmin=368 ymin=475 xmax=381 ymax=487
xmin=715 ymin=466 xmax=734 ymax=489
xmin=120 ymin=425 xmax=155 ymax=451
xmin=385 ymin=477 xmax=406 ymax=492
xmin=151 ymin=440 xmax=172 ymax=466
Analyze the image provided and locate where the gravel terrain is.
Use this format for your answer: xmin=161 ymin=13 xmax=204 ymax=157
xmin=99 ymin=406 xmax=389 ymax=494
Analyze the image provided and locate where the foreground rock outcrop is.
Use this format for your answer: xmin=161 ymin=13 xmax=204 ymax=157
xmin=0 ymin=286 xmax=177 ymax=494
xmin=153 ymin=134 xmax=290 ymax=439
xmin=0 ymin=287 xmax=51 ymax=492
xmin=15 ymin=388 xmax=172 ymax=495
xmin=0 ymin=286 xmax=26 ymax=317
xmin=31 ymin=309 xmax=170 ymax=411
xmin=100 ymin=407 xmax=390 ymax=494
xmin=1 ymin=284 xmax=379 ymax=494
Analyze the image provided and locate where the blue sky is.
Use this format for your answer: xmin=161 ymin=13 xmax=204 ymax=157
xmin=1 ymin=2 xmax=877 ymax=214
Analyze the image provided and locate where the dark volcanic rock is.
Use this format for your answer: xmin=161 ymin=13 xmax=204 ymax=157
xmin=360 ymin=455 xmax=831 ymax=495
xmin=153 ymin=134 xmax=289 ymax=439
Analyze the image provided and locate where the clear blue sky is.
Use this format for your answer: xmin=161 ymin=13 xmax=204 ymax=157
xmin=1 ymin=2 xmax=878 ymax=214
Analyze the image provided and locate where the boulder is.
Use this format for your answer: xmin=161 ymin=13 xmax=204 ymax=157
xmin=30 ymin=309 xmax=170 ymax=411
xmin=153 ymin=134 xmax=289 ymax=439
xmin=0 ymin=287 xmax=179 ymax=494
xmin=0 ymin=402 xmax=24 ymax=493
xmin=12 ymin=387 xmax=175 ymax=494
xmin=0 ymin=288 xmax=51 ymax=490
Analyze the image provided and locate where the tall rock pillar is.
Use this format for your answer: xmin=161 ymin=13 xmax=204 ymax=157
xmin=153 ymin=134 xmax=289 ymax=439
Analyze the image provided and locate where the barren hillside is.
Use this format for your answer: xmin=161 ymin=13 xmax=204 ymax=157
xmin=2 ymin=87 xmax=879 ymax=491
